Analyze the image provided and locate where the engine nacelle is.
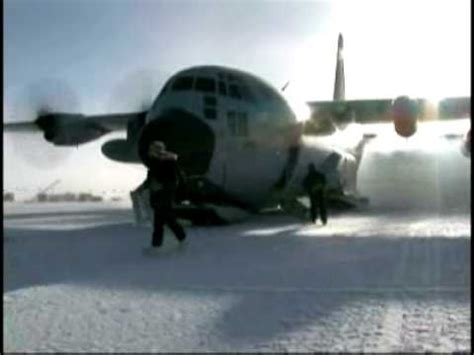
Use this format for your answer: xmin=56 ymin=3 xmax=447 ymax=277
xmin=102 ymin=139 xmax=139 ymax=163
xmin=36 ymin=114 xmax=110 ymax=146
xmin=392 ymin=96 xmax=418 ymax=137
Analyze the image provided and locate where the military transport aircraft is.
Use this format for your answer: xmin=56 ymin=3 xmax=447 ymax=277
xmin=4 ymin=34 xmax=470 ymax=224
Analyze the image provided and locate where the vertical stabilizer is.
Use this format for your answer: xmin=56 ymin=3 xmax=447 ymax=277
xmin=333 ymin=33 xmax=345 ymax=101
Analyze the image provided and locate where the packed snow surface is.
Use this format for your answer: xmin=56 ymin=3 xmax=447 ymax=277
xmin=4 ymin=201 xmax=470 ymax=353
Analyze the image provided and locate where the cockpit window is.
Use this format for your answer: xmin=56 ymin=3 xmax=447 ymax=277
xmin=240 ymin=84 xmax=256 ymax=102
xmin=218 ymin=81 xmax=227 ymax=96
xmin=228 ymin=84 xmax=242 ymax=99
xmin=227 ymin=73 xmax=237 ymax=82
xmin=216 ymin=72 xmax=256 ymax=102
xmin=195 ymin=77 xmax=216 ymax=93
xmin=257 ymin=83 xmax=278 ymax=102
xmin=172 ymin=76 xmax=194 ymax=91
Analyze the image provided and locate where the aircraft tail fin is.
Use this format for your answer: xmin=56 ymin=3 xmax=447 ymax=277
xmin=333 ymin=33 xmax=345 ymax=101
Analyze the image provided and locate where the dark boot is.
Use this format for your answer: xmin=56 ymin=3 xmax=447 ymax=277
xmin=167 ymin=218 xmax=186 ymax=242
xmin=152 ymin=210 xmax=165 ymax=247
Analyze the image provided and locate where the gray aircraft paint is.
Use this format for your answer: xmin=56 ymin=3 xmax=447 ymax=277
xmin=136 ymin=65 xmax=351 ymax=208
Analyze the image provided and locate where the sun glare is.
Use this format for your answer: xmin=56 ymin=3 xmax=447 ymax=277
xmin=315 ymin=1 xmax=470 ymax=100
xmin=363 ymin=118 xmax=470 ymax=154
xmin=285 ymin=93 xmax=312 ymax=122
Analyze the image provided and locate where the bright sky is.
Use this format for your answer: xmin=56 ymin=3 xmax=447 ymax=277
xmin=3 ymin=0 xmax=471 ymax=199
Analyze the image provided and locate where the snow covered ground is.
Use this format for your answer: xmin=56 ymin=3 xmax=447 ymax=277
xmin=4 ymin=200 xmax=470 ymax=352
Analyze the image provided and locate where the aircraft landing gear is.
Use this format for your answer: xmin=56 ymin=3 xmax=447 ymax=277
xmin=279 ymin=197 xmax=308 ymax=220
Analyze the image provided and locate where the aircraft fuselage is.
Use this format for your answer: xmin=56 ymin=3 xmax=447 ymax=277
xmin=136 ymin=65 xmax=350 ymax=210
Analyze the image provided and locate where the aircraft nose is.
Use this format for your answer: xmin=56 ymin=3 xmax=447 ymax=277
xmin=138 ymin=109 xmax=215 ymax=175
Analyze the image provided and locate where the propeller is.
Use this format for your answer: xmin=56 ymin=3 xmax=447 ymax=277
xmin=107 ymin=68 xmax=167 ymax=114
xmin=6 ymin=78 xmax=81 ymax=169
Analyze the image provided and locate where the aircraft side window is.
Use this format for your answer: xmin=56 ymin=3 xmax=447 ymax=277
xmin=228 ymin=84 xmax=242 ymax=99
xmin=203 ymin=95 xmax=217 ymax=120
xmin=172 ymin=76 xmax=194 ymax=91
xmin=227 ymin=111 xmax=248 ymax=136
xmin=195 ymin=77 xmax=216 ymax=93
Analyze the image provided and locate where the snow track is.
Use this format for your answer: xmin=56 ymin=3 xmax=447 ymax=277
xmin=3 ymin=202 xmax=471 ymax=352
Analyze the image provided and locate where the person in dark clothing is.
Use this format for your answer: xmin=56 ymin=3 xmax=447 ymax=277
xmin=145 ymin=141 xmax=187 ymax=248
xmin=302 ymin=163 xmax=328 ymax=225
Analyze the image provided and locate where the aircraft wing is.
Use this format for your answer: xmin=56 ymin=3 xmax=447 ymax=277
xmin=3 ymin=121 xmax=40 ymax=132
xmin=304 ymin=96 xmax=470 ymax=135
xmin=85 ymin=112 xmax=147 ymax=131
xmin=3 ymin=111 xmax=147 ymax=146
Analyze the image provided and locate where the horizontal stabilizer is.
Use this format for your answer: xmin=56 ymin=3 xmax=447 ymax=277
xmin=443 ymin=133 xmax=464 ymax=140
